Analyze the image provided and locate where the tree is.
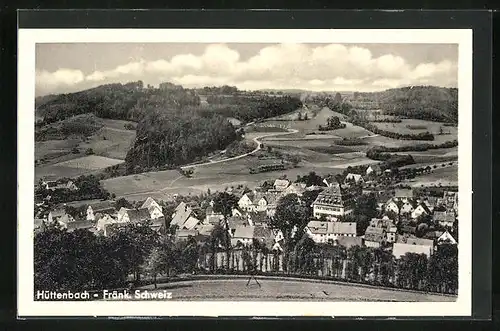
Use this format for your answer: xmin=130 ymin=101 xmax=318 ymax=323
xmin=213 ymin=192 xmax=238 ymax=270
xmin=297 ymin=112 xmax=302 ymax=121
xmin=269 ymin=194 xmax=308 ymax=272
xmin=143 ymin=236 xmax=176 ymax=289
xmin=85 ymin=148 xmax=95 ymax=155
xmin=116 ymin=197 xmax=132 ymax=210
xmin=304 ymin=113 xmax=308 ymax=120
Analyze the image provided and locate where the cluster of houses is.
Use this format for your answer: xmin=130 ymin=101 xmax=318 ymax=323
xmin=34 ymin=166 xmax=458 ymax=260
xmin=35 ymin=197 xmax=166 ymax=236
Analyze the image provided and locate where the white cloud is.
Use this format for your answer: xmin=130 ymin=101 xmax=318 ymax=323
xmin=36 ymin=44 xmax=458 ymax=95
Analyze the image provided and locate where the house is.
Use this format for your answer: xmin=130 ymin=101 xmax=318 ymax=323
xmin=437 ymin=230 xmax=457 ymax=245
xmin=230 ymin=226 xmax=255 ymax=246
xmin=283 ymin=183 xmax=307 ymax=197
xmin=423 ymin=230 xmax=445 ymax=241
xmin=432 ymin=210 xmax=456 ymax=228
xmin=273 ymin=179 xmax=290 ymax=192
xmin=399 ymin=222 xmax=417 ymax=235
xmin=366 ymin=164 xmax=382 ymax=176
xmin=396 ymin=235 xmax=434 ymax=249
xmin=176 ymin=229 xmax=199 ymax=241
xmin=86 ymin=201 xmax=117 ymax=221
xmin=232 ymin=207 xmax=243 ymax=217
xmin=96 ymin=214 xmax=120 ymax=236
xmin=117 ymin=208 xmax=151 ymax=223
xmin=170 ymin=202 xmax=201 ymax=230
xmin=369 ymin=216 xmax=397 ymax=243
xmin=34 ymin=218 xmax=46 ymax=234
xmin=305 ymin=220 xmax=357 ymax=244
xmin=364 ymin=227 xmax=385 ymax=248
xmin=227 ymin=216 xmax=250 ymax=236
xmin=194 ymin=224 xmax=215 ymax=236
xmin=344 ymin=173 xmax=364 ymax=185
xmin=65 ymin=220 xmax=95 ymax=233
xmin=393 ymin=188 xmax=413 ymax=203
xmin=205 ymin=205 xmax=224 ymax=224
xmin=335 ymin=236 xmax=363 ymax=249
xmin=392 ymin=242 xmax=433 ymax=259
xmin=411 ymin=202 xmax=431 ymax=220
xmin=246 ymin=211 xmax=268 ymax=226
xmin=312 ymin=184 xmax=354 ymax=219
xmin=238 ymin=193 xmax=255 ymax=212
xmin=230 ymin=225 xmax=274 ymax=247
xmin=47 ymin=209 xmax=66 ymax=224
xmin=141 ymin=197 xmax=164 ymax=220
xmin=443 ymin=191 xmax=458 ymax=210
xmin=421 ymin=196 xmax=439 ymax=212
xmin=44 ymin=179 xmax=79 ymax=191
xmin=384 ymin=198 xmax=414 ymax=216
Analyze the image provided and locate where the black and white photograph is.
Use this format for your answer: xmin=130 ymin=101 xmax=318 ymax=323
xmin=17 ymin=28 xmax=472 ymax=317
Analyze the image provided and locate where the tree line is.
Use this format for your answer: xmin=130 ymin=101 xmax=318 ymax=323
xmin=35 ymin=175 xmax=111 ymax=204
xmin=36 ymin=81 xmax=201 ymax=124
xmin=205 ymin=95 xmax=303 ymax=122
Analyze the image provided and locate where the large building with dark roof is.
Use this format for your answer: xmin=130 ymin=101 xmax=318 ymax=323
xmin=312 ymin=184 xmax=354 ymax=219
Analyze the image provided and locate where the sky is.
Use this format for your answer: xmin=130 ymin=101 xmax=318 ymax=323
xmin=35 ymin=43 xmax=458 ymax=96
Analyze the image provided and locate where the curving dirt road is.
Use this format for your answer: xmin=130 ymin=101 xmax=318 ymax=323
xmin=181 ymin=128 xmax=299 ymax=170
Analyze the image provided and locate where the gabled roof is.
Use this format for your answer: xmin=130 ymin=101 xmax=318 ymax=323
xmin=307 ymin=221 xmax=356 ymax=235
xmin=393 ymin=242 xmax=433 ymax=259
xmin=433 ymin=210 xmax=456 ymax=224
xmin=177 ymin=229 xmax=199 ymax=238
xmin=195 ymin=224 xmax=215 ymax=236
xmin=394 ymin=188 xmax=413 ymax=199
xmin=274 ymin=179 xmax=290 ymax=190
xmin=227 ymin=216 xmax=249 ymax=230
xmin=89 ymin=200 xmax=116 ymax=212
xmin=397 ymin=236 xmax=434 ymax=247
xmin=171 ymin=203 xmax=193 ymax=227
xmin=233 ymin=225 xmax=255 ymax=239
xmin=364 ymin=226 xmax=385 ymax=242
xmin=345 ymin=173 xmax=363 ymax=182
xmin=141 ymin=197 xmax=162 ymax=211
xmin=367 ymin=164 xmax=382 ymax=172
xmin=182 ymin=216 xmax=201 ymax=230
xmin=313 ymin=185 xmax=345 ymax=206
xmin=66 ymin=220 xmax=94 ymax=232
xmin=414 ymin=202 xmax=431 ymax=214
xmin=437 ymin=231 xmax=457 ymax=244
xmin=126 ymin=208 xmax=151 ymax=223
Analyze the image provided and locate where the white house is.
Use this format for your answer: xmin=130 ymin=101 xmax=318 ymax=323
xmin=238 ymin=193 xmax=255 ymax=212
xmin=432 ymin=210 xmax=456 ymax=228
xmin=273 ymin=179 xmax=290 ymax=192
xmin=344 ymin=173 xmax=364 ymax=184
xmin=437 ymin=230 xmax=457 ymax=245
xmin=366 ymin=164 xmax=382 ymax=176
xmin=411 ymin=203 xmax=431 ymax=220
xmin=141 ymin=197 xmax=164 ymax=220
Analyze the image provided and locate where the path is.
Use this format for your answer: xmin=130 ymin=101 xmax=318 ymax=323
xmin=180 ymin=128 xmax=299 ymax=170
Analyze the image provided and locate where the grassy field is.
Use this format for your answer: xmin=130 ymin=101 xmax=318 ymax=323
xmin=404 ymin=164 xmax=458 ymax=187
xmin=371 ymin=119 xmax=457 ymax=143
xmin=129 ymin=278 xmax=456 ymax=302
xmin=55 ymin=155 xmax=124 ymax=170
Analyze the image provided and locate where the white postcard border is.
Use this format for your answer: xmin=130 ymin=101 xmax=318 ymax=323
xmin=18 ymin=28 xmax=472 ymax=317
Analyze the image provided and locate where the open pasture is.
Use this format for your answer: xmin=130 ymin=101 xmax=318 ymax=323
xmin=405 ymin=164 xmax=458 ymax=187
xmin=371 ymin=119 xmax=458 ymax=141
xmin=55 ymin=155 xmax=124 ymax=170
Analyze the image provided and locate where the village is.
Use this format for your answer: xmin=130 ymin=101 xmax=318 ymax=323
xmin=34 ymin=161 xmax=458 ymax=265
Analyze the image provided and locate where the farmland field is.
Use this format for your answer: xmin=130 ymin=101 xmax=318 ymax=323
xmin=404 ymin=164 xmax=458 ymax=187
xmin=127 ymin=277 xmax=456 ymax=302
xmin=370 ymin=118 xmax=457 ymax=143
xmin=55 ymin=155 xmax=124 ymax=170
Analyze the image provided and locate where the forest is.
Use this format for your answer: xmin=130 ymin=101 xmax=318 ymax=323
xmin=205 ymin=95 xmax=303 ymax=122
xmin=353 ymin=86 xmax=458 ymax=123
xmin=36 ymin=81 xmax=201 ymax=123
xmin=124 ymin=107 xmax=238 ymax=173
